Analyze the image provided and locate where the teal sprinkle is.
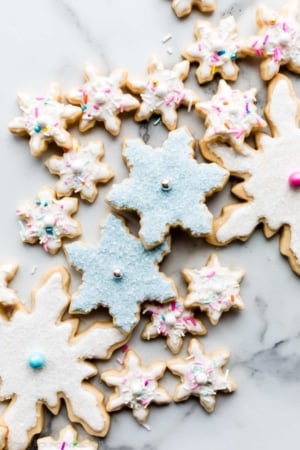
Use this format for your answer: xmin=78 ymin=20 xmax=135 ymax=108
xmin=35 ymin=201 xmax=41 ymax=206
xmin=81 ymin=105 xmax=88 ymax=111
xmin=43 ymin=202 xmax=48 ymax=207
xmin=45 ymin=226 xmax=54 ymax=235
xmin=217 ymin=50 xmax=226 ymax=56
xmin=34 ymin=125 xmax=41 ymax=132
xmin=230 ymin=53 xmax=237 ymax=60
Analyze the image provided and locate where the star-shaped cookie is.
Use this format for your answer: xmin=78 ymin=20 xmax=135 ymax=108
xmin=9 ymin=85 xmax=81 ymax=157
xmin=197 ymin=80 xmax=266 ymax=151
xmin=182 ymin=16 xmax=244 ymax=84
xmin=64 ymin=213 xmax=177 ymax=333
xmin=67 ymin=64 xmax=139 ymax=135
xmin=101 ymin=350 xmax=171 ymax=424
xmin=183 ymin=254 xmax=245 ymax=325
xmin=107 ymin=127 xmax=228 ymax=249
xmin=170 ymin=0 xmax=216 ymax=17
xmin=45 ymin=138 xmax=114 ymax=203
xmin=167 ymin=339 xmax=236 ymax=412
xmin=127 ymin=56 xmax=198 ymax=130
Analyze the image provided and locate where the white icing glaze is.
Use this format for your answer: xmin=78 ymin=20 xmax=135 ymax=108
xmin=127 ymin=57 xmax=197 ymax=130
xmin=67 ymin=64 xmax=139 ymax=135
xmin=8 ymin=85 xmax=81 ymax=156
xmin=46 ymin=138 xmax=114 ymax=202
xmin=168 ymin=339 xmax=236 ymax=412
xmin=183 ymin=255 xmax=245 ymax=325
xmin=197 ymin=80 xmax=266 ymax=151
xmin=0 ymin=263 xmax=19 ymax=307
xmin=37 ymin=425 xmax=97 ymax=450
xmin=142 ymin=299 xmax=206 ymax=353
xmin=101 ymin=350 xmax=171 ymax=424
xmin=248 ymin=1 xmax=300 ymax=80
xmin=171 ymin=0 xmax=216 ymax=17
xmin=183 ymin=16 xmax=243 ymax=83
xmin=0 ymin=269 xmax=126 ymax=450
xmin=16 ymin=187 xmax=81 ymax=253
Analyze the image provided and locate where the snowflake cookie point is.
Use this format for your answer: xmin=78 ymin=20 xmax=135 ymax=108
xmin=142 ymin=299 xmax=206 ymax=354
xmin=106 ymin=127 xmax=228 ymax=249
xmin=101 ymin=349 xmax=171 ymax=425
xmin=16 ymin=186 xmax=81 ymax=254
xmin=0 ymin=266 xmax=127 ymax=450
xmin=64 ymin=213 xmax=177 ymax=333
xmin=37 ymin=424 xmax=98 ymax=450
xmin=182 ymin=16 xmax=244 ymax=84
xmin=167 ymin=338 xmax=236 ymax=412
xmin=197 ymin=79 xmax=267 ymax=151
xmin=127 ymin=56 xmax=198 ymax=130
xmin=45 ymin=138 xmax=114 ymax=203
xmin=67 ymin=64 xmax=139 ymax=135
xmin=183 ymin=254 xmax=245 ymax=325
xmin=171 ymin=0 xmax=216 ymax=18
xmin=9 ymin=85 xmax=81 ymax=157
xmin=0 ymin=262 xmax=19 ymax=312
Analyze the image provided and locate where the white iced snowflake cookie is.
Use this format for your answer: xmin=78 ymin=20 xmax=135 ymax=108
xmin=201 ymin=74 xmax=300 ymax=276
xmin=170 ymin=0 xmax=216 ymax=17
xmin=0 ymin=267 xmax=127 ymax=450
xmin=142 ymin=299 xmax=206 ymax=354
xmin=16 ymin=186 xmax=81 ymax=254
xmin=37 ymin=424 xmax=98 ymax=450
xmin=182 ymin=16 xmax=244 ymax=84
xmin=183 ymin=254 xmax=245 ymax=325
xmin=167 ymin=339 xmax=236 ymax=412
xmin=67 ymin=64 xmax=139 ymax=135
xmin=197 ymin=80 xmax=267 ymax=152
xmin=101 ymin=350 xmax=171 ymax=425
xmin=246 ymin=1 xmax=300 ymax=80
xmin=127 ymin=56 xmax=198 ymax=130
xmin=45 ymin=138 xmax=114 ymax=203
xmin=9 ymin=84 xmax=81 ymax=157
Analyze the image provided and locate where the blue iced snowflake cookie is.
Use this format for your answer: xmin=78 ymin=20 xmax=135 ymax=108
xmin=106 ymin=127 xmax=228 ymax=249
xmin=64 ymin=213 xmax=177 ymax=333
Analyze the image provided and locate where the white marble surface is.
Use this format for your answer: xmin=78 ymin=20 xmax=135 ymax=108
xmin=1 ymin=0 xmax=300 ymax=449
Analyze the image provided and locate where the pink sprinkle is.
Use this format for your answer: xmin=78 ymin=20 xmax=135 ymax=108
xmin=119 ymin=103 xmax=125 ymax=113
xmin=211 ymin=54 xmax=220 ymax=63
xmin=171 ymin=301 xmax=176 ymax=311
xmin=186 ymin=316 xmax=197 ymax=326
xmin=104 ymin=88 xmax=111 ymax=94
xmin=251 ymin=40 xmax=258 ymax=49
xmin=206 ymin=270 xmax=216 ymax=279
xmin=121 ymin=344 xmax=129 ymax=353
xmin=93 ymin=104 xmax=100 ymax=110
xmin=282 ymin=22 xmax=288 ymax=32
xmin=273 ymin=47 xmax=282 ymax=63
xmin=255 ymin=49 xmax=263 ymax=57
xmin=34 ymin=107 xmax=39 ymax=118
xmin=165 ymin=96 xmax=175 ymax=106
xmin=36 ymin=97 xmax=45 ymax=101
xmin=53 ymin=122 xmax=59 ymax=127
xmin=263 ymin=34 xmax=269 ymax=46
xmin=245 ymin=102 xmax=250 ymax=113
xmin=60 ymin=442 xmax=66 ymax=450
xmin=197 ymin=43 xmax=202 ymax=51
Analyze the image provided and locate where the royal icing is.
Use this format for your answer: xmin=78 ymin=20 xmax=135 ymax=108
xmin=0 ymin=269 xmax=126 ymax=450
xmin=127 ymin=57 xmax=198 ymax=130
xmin=183 ymin=254 xmax=245 ymax=325
xmin=197 ymin=80 xmax=266 ymax=151
xmin=0 ymin=263 xmax=19 ymax=308
xmin=37 ymin=425 xmax=98 ymax=450
xmin=101 ymin=350 xmax=171 ymax=424
xmin=142 ymin=299 xmax=206 ymax=354
xmin=248 ymin=1 xmax=300 ymax=80
xmin=64 ymin=213 xmax=177 ymax=333
xmin=170 ymin=0 xmax=216 ymax=17
xmin=106 ymin=127 xmax=228 ymax=249
xmin=46 ymin=138 xmax=114 ymax=203
xmin=16 ymin=186 xmax=81 ymax=254
xmin=182 ymin=16 xmax=243 ymax=84
xmin=202 ymin=75 xmax=300 ymax=275
xmin=167 ymin=339 xmax=236 ymax=412
xmin=67 ymin=64 xmax=139 ymax=135
xmin=8 ymin=85 xmax=81 ymax=156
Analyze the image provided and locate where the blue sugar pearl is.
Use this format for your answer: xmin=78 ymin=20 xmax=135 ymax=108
xmin=217 ymin=50 xmax=226 ymax=56
xmin=81 ymin=105 xmax=88 ymax=111
xmin=45 ymin=226 xmax=54 ymax=235
xmin=34 ymin=125 xmax=41 ymax=133
xmin=28 ymin=352 xmax=45 ymax=370
xmin=231 ymin=53 xmax=237 ymax=61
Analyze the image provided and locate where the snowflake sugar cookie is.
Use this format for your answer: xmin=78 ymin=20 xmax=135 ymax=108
xmin=246 ymin=1 xmax=300 ymax=80
xmin=0 ymin=268 xmax=127 ymax=450
xmin=196 ymin=80 xmax=267 ymax=151
xmin=45 ymin=138 xmax=114 ymax=203
xmin=170 ymin=0 xmax=216 ymax=17
xmin=16 ymin=186 xmax=81 ymax=254
xmin=101 ymin=350 xmax=171 ymax=424
xmin=167 ymin=339 xmax=236 ymax=412
xmin=64 ymin=213 xmax=177 ymax=333
xmin=127 ymin=56 xmax=198 ymax=130
xmin=67 ymin=64 xmax=139 ymax=135
xmin=201 ymin=74 xmax=300 ymax=275
xmin=182 ymin=16 xmax=244 ymax=84
xmin=142 ymin=299 xmax=206 ymax=354
xmin=9 ymin=85 xmax=81 ymax=157
xmin=37 ymin=425 xmax=98 ymax=450
xmin=183 ymin=254 xmax=245 ymax=325
xmin=0 ymin=262 xmax=19 ymax=309
xmin=106 ymin=127 xmax=228 ymax=249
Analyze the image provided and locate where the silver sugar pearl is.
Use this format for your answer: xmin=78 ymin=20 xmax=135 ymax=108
xmin=161 ymin=179 xmax=171 ymax=191
xmin=113 ymin=268 xmax=123 ymax=279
